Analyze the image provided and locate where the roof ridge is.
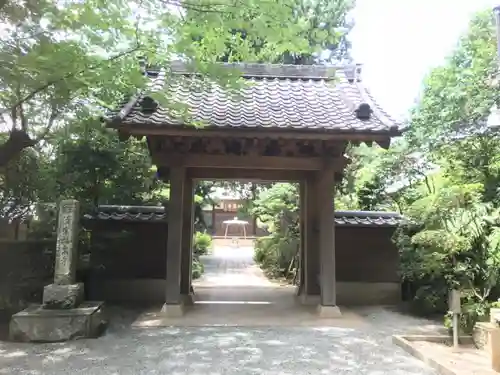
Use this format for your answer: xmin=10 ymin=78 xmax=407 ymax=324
xmin=145 ymin=61 xmax=367 ymax=81
xmin=334 ymin=210 xmax=402 ymax=218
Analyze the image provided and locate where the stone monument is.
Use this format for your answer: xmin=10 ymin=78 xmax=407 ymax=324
xmin=9 ymin=200 xmax=107 ymax=342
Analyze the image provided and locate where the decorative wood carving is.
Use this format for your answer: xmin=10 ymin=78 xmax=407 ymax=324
xmin=153 ymin=136 xmax=349 ymax=159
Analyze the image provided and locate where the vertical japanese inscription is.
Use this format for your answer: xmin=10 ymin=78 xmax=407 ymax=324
xmin=54 ymin=200 xmax=80 ymax=285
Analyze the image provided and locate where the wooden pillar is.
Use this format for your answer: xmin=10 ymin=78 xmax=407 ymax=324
xmin=317 ymin=162 xmax=341 ymax=317
xmin=163 ymin=166 xmax=185 ymax=316
xmin=211 ymin=204 xmax=216 ymax=235
xmin=180 ymin=175 xmax=194 ymax=304
xmin=298 ymin=174 xmax=321 ymax=304
xmin=297 ymin=180 xmax=306 ymax=296
xmin=306 ymin=174 xmax=320 ymax=297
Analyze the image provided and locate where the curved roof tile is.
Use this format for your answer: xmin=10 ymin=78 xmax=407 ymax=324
xmin=106 ymin=62 xmax=401 ymax=135
xmin=84 ymin=205 xmax=403 ymax=227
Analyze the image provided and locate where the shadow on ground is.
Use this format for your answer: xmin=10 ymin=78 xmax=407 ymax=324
xmin=0 ymin=243 xmax=443 ymax=374
xmin=0 ymin=306 xmax=438 ymax=375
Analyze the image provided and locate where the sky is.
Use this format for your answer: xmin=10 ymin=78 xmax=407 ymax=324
xmin=349 ymin=0 xmax=499 ymax=120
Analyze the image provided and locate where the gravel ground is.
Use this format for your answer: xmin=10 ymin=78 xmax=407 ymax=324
xmin=0 ymin=306 xmax=439 ymax=375
xmin=0 ymin=245 xmax=442 ymax=374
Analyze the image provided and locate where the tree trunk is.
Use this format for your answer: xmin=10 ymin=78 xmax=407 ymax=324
xmin=0 ymin=130 xmax=36 ymax=168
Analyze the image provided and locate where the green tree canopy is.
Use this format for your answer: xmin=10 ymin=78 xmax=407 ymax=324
xmin=407 ymin=10 xmax=500 ymax=151
xmin=186 ymin=0 xmax=355 ymax=64
xmin=0 ymin=0 xmax=316 ymax=167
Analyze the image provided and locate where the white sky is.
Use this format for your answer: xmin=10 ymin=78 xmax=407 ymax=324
xmin=350 ymin=0 xmax=499 ymax=120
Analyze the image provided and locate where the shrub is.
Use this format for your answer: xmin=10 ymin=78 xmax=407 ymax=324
xmin=191 ymin=258 xmax=204 ymax=279
xmin=254 ymin=234 xmax=298 ymax=279
xmin=193 ymin=231 xmax=212 ymax=256
xmin=251 ymin=183 xmax=300 ymax=280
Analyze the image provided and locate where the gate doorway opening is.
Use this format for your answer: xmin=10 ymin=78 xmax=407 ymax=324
xmin=187 ymin=178 xmax=305 ymax=320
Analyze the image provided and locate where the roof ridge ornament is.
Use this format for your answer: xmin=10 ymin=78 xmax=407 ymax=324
xmin=344 ymin=63 xmax=363 ymax=83
xmin=355 ymin=103 xmax=372 ymax=120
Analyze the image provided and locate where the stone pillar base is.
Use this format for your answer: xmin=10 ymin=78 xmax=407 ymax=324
xmin=296 ymin=294 xmax=320 ymax=305
xmin=181 ymin=294 xmax=195 ymax=306
xmin=9 ymin=301 xmax=106 ymax=342
xmin=161 ymin=303 xmax=185 ymax=317
xmin=43 ymin=283 xmax=84 ymax=309
xmin=317 ymin=305 xmax=342 ymax=318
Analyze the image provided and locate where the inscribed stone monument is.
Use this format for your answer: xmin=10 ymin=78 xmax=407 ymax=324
xmin=54 ymin=199 xmax=80 ymax=284
xmin=9 ymin=199 xmax=106 ymax=342
xmin=42 ymin=199 xmax=84 ymax=309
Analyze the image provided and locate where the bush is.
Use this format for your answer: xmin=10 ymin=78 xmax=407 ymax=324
xmin=250 ymin=183 xmax=300 ymax=280
xmin=254 ymin=234 xmax=298 ymax=279
xmin=191 ymin=258 xmax=204 ymax=279
xmin=193 ymin=231 xmax=212 ymax=256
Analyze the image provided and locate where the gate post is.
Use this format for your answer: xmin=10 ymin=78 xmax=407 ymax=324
xmin=163 ymin=166 xmax=185 ymax=316
xmin=180 ymin=175 xmax=195 ymax=304
xmin=317 ymin=162 xmax=341 ymax=318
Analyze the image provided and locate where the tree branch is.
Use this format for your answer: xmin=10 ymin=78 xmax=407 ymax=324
xmin=163 ymin=0 xmax=293 ymax=14
xmin=34 ymin=103 xmax=59 ymax=143
xmin=0 ymin=46 xmax=142 ymax=116
xmin=0 ymin=0 xmax=7 ymax=13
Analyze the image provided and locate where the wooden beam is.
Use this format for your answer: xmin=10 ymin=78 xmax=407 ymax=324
xmin=153 ymin=153 xmax=347 ymax=171
xmin=187 ymin=168 xmax=309 ymax=181
xmin=117 ymin=124 xmax=400 ymax=141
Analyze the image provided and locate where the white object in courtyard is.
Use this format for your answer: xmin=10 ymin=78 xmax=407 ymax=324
xmin=222 ymin=217 xmax=249 ymax=239
xmin=448 ymin=289 xmax=461 ymax=349
xmin=488 ymin=104 xmax=500 ymax=129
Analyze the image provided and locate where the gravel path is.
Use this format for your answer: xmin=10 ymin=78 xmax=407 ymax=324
xmin=0 ymin=321 xmax=437 ymax=375
xmin=0 ymin=244 xmax=440 ymax=374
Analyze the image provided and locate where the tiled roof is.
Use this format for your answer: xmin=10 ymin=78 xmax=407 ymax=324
xmin=334 ymin=211 xmax=403 ymax=227
xmin=106 ymin=62 xmax=400 ymax=135
xmin=84 ymin=205 xmax=403 ymax=227
xmin=83 ymin=205 xmax=166 ymax=223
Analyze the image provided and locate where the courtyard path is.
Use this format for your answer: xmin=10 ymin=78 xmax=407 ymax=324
xmin=0 ymin=240 xmax=440 ymax=374
xmin=194 ymin=242 xmax=275 ymax=287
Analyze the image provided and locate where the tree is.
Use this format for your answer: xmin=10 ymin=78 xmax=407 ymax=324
xmin=335 ymin=140 xmax=436 ymax=213
xmin=407 ymin=10 xmax=500 ymax=151
xmin=0 ymin=0 xmax=314 ymax=167
xmin=0 ymin=147 xmax=45 ymax=220
xmin=187 ymin=0 xmax=355 ymax=64
xmin=44 ymin=116 xmax=163 ymax=213
xmin=386 ymin=10 xmax=500 ymax=330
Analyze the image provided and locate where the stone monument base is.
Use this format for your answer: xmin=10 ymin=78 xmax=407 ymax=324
xmin=161 ymin=303 xmax=185 ymax=317
xmin=9 ymin=301 xmax=107 ymax=342
xmin=43 ymin=283 xmax=84 ymax=309
xmin=317 ymin=304 xmax=342 ymax=318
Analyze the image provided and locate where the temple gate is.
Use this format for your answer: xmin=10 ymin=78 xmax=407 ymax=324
xmin=104 ymin=62 xmax=400 ymax=317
